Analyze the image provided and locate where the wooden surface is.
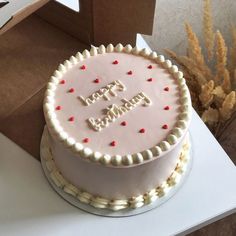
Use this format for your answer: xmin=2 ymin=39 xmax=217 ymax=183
xmin=219 ymin=119 xmax=236 ymax=165
xmin=0 ymin=14 xmax=88 ymax=158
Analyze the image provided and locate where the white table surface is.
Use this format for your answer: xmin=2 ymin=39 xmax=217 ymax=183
xmin=0 ymin=36 xmax=235 ymax=236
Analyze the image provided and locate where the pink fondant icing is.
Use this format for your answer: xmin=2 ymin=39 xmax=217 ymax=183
xmin=54 ymin=52 xmax=181 ymax=156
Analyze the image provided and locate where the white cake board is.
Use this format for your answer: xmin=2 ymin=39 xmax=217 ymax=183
xmin=40 ymin=127 xmax=193 ymax=217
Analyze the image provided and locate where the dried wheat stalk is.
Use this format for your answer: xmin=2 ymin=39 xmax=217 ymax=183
xmin=203 ymin=0 xmax=214 ymax=61
xmin=212 ymin=86 xmax=226 ymax=108
xmin=234 ymin=69 xmax=236 ymax=88
xmin=199 ymin=80 xmax=214 ymax=108
xmin=219 ymin=91 xmax=236 ymax=121
xmin=214 ymin=31 xmax=231 ymax=90
xmin=229 ymin=27 xmax=236 ymax=79
xmin=185 ymin=22 xmax=212 ymax=80
xmin=202 ymin=107 xmax=219 ymax=125
xmin=179 ymin=56 xmax=207 ymax=86
xmin=221 ymin=69 xmax=231 ymax=93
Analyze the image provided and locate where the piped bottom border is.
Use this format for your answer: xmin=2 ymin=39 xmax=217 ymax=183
xmin=40 ymin=126 xmax=192 ymax=217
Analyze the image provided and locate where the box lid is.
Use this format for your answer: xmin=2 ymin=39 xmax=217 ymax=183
xmin=0 ymin=0 xmax=49 ymax=35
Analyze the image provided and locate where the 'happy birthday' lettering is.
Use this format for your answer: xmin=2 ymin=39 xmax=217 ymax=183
xmin=79 ymin=80 xmax=126 ymax=106
xmin=87 ymin=92 xmax=152 ymax=131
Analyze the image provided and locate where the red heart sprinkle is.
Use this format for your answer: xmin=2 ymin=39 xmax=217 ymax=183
xmin=147 ymin=78 xmax=153 ymax=82
xmin=127 ymin=70 xmax=133 ymax=75
xmin=94 ymin=78 xmax=100 ymax=83
xmin=83 ymin=138 xmax=89 ymax=143
xmin=80 ymin=65 xmax=86 ymax=70
xmin=69 ymin=88 xmax=75 ymax=93
xmin=68 ymin=116 xmax=74 ymax=122
xmin=55 ymin=106 xmax=61 ymax=111
xmin=148 ymin=65 xmax=153 ymax=69
xmin=113 ymin=60 xmax=119 ymax=65
xmin=164 ymin=106 xmax=170 ymax=110
xmin=162 ymin=124 xmax=168 ymax=129
xmin=60 ymin=80 xmax=65 ymax=84
xmin=121 ymin=121 xmax=127 ymax=126
xmin=110 ymin=141 xmax=116 ymax=147
xmin=164 ymin=87 xmax=169 ymax=91
xmin=139 ymin=128 xmax=145 ymax=133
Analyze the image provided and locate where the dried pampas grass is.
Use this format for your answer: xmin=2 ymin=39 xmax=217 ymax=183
xmin=203 ymin=0 xmax=214 ymax=61
xmin=202 ymin=107 xmax=219 ymax=125
xmin=199 ymin=80 xmax=214 ymax=108
xmin=165 ymin=0 xmax=236 ymax=138
xmin=219 ymin=91 xmax=236 ymax=121
xmin=185 ymin=23 xmax=212 ymax=80
xmin=229 ymin=28 xmax=236 ymax=76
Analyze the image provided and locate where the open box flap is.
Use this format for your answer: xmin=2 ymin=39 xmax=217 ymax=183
xmin=37 ymin=0 xmax=156 ymax=46
xmin=0 ymin=0 xmax=49 ymax=35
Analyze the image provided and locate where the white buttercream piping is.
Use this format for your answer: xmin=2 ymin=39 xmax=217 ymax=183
xmin=83 ymin=49 xmax=90 ymax=58
xmin=43 ymin=131 xmax=190 ymax=211
xmin=69 ymin=56 xmax=78 ymax=65
xmin=171 ymin=65 xmax=178 ymax=73
xmin=100 ymin=154 xmax=111 ymax=165
xmin=163 ymin=59 xmax=172 ymax=68
xmin=156 ymin=55 xmax=165 ymax=63
xmin=43 ymin=44 xmax=192 ymax=167
xmin=131 ymin=46 xmax=140 ymax=55
xmin=115 ymin=43 xmax=123 ymax=52
xmin=98 ymin=45 xmax=106 ymax=54
xmin=50 ymin=76 xmax=59 ymax=84
xmin=106 ymin=43 xmax=114 ymax=53
xmin=124 ymin=44 xmax=132 ymax=53
xmin=111 ymin=155 xmax=122 ymax=166
xmin=140 ymin=48 xmax=150 ymax=57
xmin=64 ymin=60 xmax=72 ymax=69
xmin=76 ymin=52 xmax=83 ymax=61
xmin=149 ymin=51 xmax=157 ymax=59
xmin=122 ymin=154 xmax=133 ymax=165
xmin=90 ymin=46 xmax=98 ymax=56
xmin=150 ymin=145 xmax=162 ymax=156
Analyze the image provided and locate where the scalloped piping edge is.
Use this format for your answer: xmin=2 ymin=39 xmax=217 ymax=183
xmin=42 ymin=129 xmax=190 ymax=211
xmin=43 ymin=43 xmax=192 ymax=167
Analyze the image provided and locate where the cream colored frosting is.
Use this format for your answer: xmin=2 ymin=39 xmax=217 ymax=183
xmin=43 ymin=44 xmax=191 ymax=166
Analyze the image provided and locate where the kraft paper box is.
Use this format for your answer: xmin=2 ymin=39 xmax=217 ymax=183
xmin=0 ymin=0 xmax=156 ymax=159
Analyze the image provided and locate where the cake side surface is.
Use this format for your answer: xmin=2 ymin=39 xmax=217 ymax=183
xmin=42 ymin=127 xmax=190 ymax=211
xmin=48 ymin=129 xmax=187 ymax=199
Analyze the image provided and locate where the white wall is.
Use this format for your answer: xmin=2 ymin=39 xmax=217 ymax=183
xmin=143 ymin=0 xmax=236 ymax=55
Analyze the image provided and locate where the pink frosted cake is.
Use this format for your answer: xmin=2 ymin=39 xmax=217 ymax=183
xmin=43 ymin=44 xmax=191 ymax=211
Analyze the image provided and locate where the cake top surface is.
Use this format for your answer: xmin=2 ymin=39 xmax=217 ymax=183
xmin=44 ymin=44 xmax=191 ymax=166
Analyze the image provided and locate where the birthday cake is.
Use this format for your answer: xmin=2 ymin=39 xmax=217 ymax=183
xmin=43 ymin=44 xmax=191 ymax=211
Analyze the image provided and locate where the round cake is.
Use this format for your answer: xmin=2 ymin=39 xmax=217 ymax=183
xmin=43 ymin=43 xmax=192 ymax=211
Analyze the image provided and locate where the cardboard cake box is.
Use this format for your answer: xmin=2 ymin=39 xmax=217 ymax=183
xmin=0 ymin=0 xmax=156 ymax=159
